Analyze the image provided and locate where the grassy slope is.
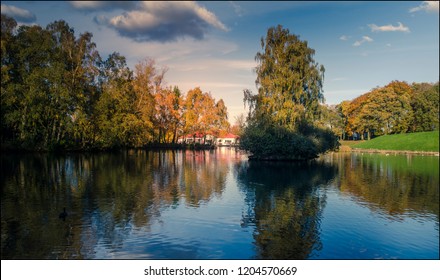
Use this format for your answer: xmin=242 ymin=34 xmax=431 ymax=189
xmin=351 ymin=131 xmax=439 ymax=152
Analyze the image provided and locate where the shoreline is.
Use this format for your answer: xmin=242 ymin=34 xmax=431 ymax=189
xmin=0 ymin=143 xmax=217 ymax=153
xmin=339 ymin=145 xmax=439 ymax=156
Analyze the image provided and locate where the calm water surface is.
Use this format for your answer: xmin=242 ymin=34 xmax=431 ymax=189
xmin=1 ymin=149 xmax=438 ymax=259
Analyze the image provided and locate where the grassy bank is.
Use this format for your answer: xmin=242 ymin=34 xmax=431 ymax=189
xmin=350 ymin=131 xmax=439 ymax=152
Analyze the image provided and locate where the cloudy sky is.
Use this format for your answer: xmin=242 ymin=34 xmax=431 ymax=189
xmin=1 ymin=1 xmax=439 ymax=121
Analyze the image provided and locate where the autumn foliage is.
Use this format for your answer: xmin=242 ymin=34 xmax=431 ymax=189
xmin=240 ymin=25 xmax=339 ymax=160
xmin=334 ymin=81 xmax=439 ymax=140
xmin=1 ymin=15 xmax=229 ymax=151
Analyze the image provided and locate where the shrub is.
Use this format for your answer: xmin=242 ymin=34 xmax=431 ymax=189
xmin=240 ymin=121 xmax=337 ymax=161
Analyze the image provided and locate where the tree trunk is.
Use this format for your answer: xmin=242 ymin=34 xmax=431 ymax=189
xmin=172 ymin=124 xmax=177 ymax=144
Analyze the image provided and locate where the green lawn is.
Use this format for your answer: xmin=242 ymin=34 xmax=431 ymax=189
xmin=351 ymin=131 xmax=439 ymax=152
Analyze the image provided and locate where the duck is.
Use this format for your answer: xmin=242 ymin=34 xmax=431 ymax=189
xmin=59 ymin=207 xmax=68 ymax=220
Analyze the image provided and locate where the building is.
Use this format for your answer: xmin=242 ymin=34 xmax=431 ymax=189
xmin=177 ymin=132 xmax=215 ymax=145
xmin=216 ymin=133 xmax=239 ymax=146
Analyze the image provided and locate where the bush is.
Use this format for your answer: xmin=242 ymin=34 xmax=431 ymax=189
xmin=297 ymin=121 xmax=340 ymax=154
xmin=240 ymin=121 xmax=339 ymax=161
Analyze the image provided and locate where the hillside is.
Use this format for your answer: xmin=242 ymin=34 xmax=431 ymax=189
xmin=351 ymin=131 xmax=439 ymax=152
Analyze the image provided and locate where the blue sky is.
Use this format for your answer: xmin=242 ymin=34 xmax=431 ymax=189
xmin=1 ymin=1 xmax=439 ymax=122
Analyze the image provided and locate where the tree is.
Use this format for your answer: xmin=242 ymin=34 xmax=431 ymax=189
xmin=46 ymin=20 xmax=101 ymax=148
xmin=95 ymin=52 xmax=145 ymax=148
xmin=230 ymin=113 xmax=246 ymax=136
xmin=315 ymin=104 xmax=344 ymax=139
xmin=1 ymin=16 xmax=236 ymax=151
xmin=340 ymin=81 xmax=415 ymax=140
xmin=132 ymin=58 xmax=168 ymax=143
xmin=252 ymin=24 xmax=325 ymax=128
xmin=5 ymin=23 xmax=71 ymax=148
xmin=182 ymin=87 xmax=204 ymax=138
xmin=354 ymin=87 xmax=412 ymax=138
xmin=154 ymin=86 xmax=183 ymax=143
xmin=170 ymin=86 xmax=184 ymax=143
xmin=337 ymin=101 xmax=351 ymax=140
xmin=182 ymin=87 xmax=229 ymax=142
xmin=211 ymin=98 xmax=230 ymax=136
xmin=1 ymin=17 xmax=102 ymax=150
xmin=410 ymin=82 xmax=439 ymax=132
xmin=241 ymin=25 xmax=337 ymax=160
xmin=1 ymin=15 xmax=18 ymax=144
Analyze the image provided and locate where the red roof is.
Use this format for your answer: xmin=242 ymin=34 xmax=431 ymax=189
xmin=178 ymin=132 xmax=239 ymax=139
xmin=220 ymin=133 xmax=239 ymax=139
xmin=179 ymin=132 xmax=208 ymax=139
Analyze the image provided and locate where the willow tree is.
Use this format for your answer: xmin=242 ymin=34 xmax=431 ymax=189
xmin=241 ymin=25 xmax=337 ymax=160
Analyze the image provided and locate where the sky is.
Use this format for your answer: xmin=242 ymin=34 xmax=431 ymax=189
xmin=1 ymin=1 xmax=439 ymax=122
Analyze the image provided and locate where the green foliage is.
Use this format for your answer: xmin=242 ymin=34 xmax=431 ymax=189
xmin=410 ymin=82 xmax=439 ymax=132
xmin=241 ymin=25 xmax=336 ymax=160
xmin=253 ymin=25 xmax=325 ymax=127
xmin=240 ymin=122 xmax=315 ymax=160
xmin=297 ymin=121 xmax=340 ymax=154
xmin=314 ymin=104 xmax=344 ymax=139
xmin=1 ymin=16 xmax=103 ymax=150
xmin=338 ymin=81 xmax=438 ymax=140
xmin=354 ymin=86 xmax=413 ymax=138
xmin=352 ymin=131 xmax=439 ymax=152
xmin=240 ymin=120 xmax=339 ymax=160
xmin=94 ymin=52 xmax=146 ymax=149
xmin=0 ymin=15 xmax=230 ymax=151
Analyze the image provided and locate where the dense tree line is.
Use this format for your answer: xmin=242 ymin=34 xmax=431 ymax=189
xmin=1 ymin=15 xmax=229 ymax=151
xmin=313 ymin=81 xmax=439 ymax=140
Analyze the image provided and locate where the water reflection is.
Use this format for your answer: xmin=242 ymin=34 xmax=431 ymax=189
xmin=332 ymin=153 xmax=439 ymax=219
xmin=1 ymin=150 xmax=438 ymax=259
xmin=1 ymin=150 xmax=231 ymax=259
xmin=235 ymin=160 xmax=338 ymax=259
xmin=316 ymin=153 xmax=439 ymax=259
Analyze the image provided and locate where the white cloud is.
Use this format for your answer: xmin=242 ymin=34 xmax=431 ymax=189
xmin=171 ymin=58 xmax=256 ymax=73
xmin=229 ymin=1 xmax=244 ymax=17
xmin=0 ymin=4 xmax=36 ymax=23
xmin=165 ymin=56 xmax=256 ymax=121
xmin=368 ymin=22 xmax=410 ymax=33
xmin=98 ymin=1 xmax=228 ymax=42
xmin=409 ymin=1 xmax=439 ymax=13
xmin=353 ymin=36 xmax=373 ymax=47
xmin=339 ymin=35 xmax=350 ymax=41
xmin=69 ymin=1 xmax=135 ymax=11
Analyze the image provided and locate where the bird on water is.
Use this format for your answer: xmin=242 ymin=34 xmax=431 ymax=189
xmin=59 ymin=207 xmax=68 ymax=220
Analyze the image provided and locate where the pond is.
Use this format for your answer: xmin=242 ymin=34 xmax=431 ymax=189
xmin=1 ymin=149 xmax=438 ymax=259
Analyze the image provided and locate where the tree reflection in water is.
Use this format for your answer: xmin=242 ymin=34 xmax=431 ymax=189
xmin=235 ymin=160 xmax=338 ymax=259
xmin=1 ymin=150 xmax=437 ymax=259
xmin=334 ymin=152 xmax=439 ymax=219
xmin=0 ymin=150 xmax=230 ymax=259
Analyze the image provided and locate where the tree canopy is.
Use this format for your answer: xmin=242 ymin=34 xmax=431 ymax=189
xmin=240 ymin=25 xmax=338 ymax=160
xmin=248 ymin=24 xmax=325 ymax=129
xmin=335 ymin=81 xmax=439 ymax=140
xmin=0 ymin=15 xmax=230 ymax=151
